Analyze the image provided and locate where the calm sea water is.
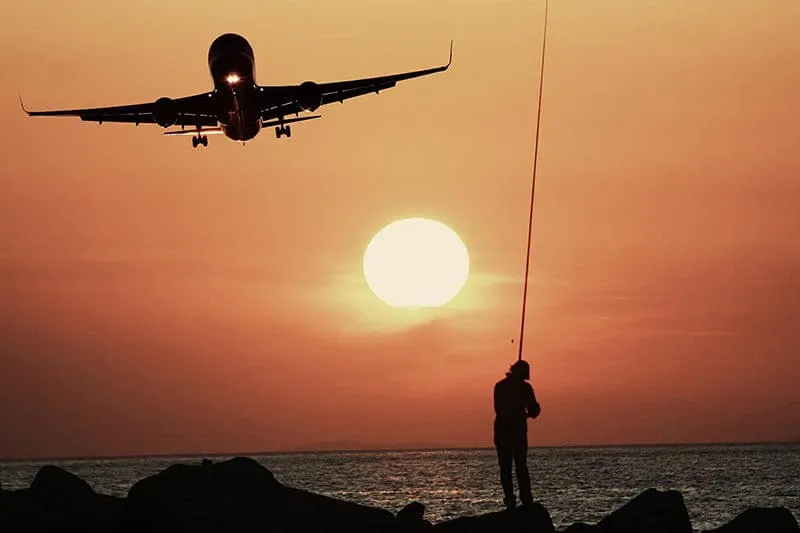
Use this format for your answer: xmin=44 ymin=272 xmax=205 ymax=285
xmin=1 ymin=444 xmax=797 ymax=531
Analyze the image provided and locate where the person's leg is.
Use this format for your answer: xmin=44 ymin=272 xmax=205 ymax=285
xmin=496 ymin=445 xmax=516 ymax=509
xmin=514 ymin=435 xmax=533 ymax=505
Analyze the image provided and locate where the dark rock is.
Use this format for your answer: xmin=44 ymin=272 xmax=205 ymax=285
xmin=125 ymin=455 xmax=397 ymax=533
xmin=398 ymin=502 xmax=426 ymax=521
xmin=278 ymin=486 xmax=398 ymax=532
xmin=433 ymin=502 xmax=555 ymax=533
xmin=125 ymin=456 xmax=282 ymax=533
xmin=397 ymin=501 xmax=432 ymax=529
xmin=31 ymin=465 xmax=124 ymax=532
xmin=705 ymin=507 xmax=799 ymax=533
xmin=0 ymin=488 xmax=58 ymax=533
xmin=0 ymin=466 xmax=124 ymax=533
xmin=595 ymin=488 xmax=692 ymax=533
xmin=30 ymin=465 xmax=95 ymax=508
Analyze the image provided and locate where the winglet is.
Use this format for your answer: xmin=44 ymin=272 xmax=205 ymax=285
xmin=18 ymin=91 xmax=31 ymax=115
xmin=446 ymin=40 xmax=454 ymax=69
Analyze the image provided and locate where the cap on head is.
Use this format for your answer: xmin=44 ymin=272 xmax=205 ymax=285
xmin=510 ymin=360 xmax=530 ymax=380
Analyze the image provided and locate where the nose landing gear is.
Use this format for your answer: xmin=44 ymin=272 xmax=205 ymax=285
xmin=275 ymin=125 xmax=291 ymax=139
xmin=192 ymin=135 xmax=208 ymax=148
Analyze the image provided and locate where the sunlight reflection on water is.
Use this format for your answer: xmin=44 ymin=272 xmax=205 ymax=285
xmin=1 ymin=444 xmax=797 ymax=531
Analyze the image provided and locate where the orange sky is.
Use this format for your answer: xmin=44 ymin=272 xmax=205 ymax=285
xmin=1 ymin=0 xmax=799 ymax=459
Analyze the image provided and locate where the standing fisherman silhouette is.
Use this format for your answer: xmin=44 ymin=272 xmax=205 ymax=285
xmin=493 ymin=359 xmax=541 ymax=509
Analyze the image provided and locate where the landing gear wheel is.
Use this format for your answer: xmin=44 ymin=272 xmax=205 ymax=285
xmin=285 ymin=125 xmax=292 ymax=138
xmin=275 ymin=126 xmax=282 ymax=139
xmin=200 ymin=135 xmax=208 ymax=147
xmin=192 ymin=137 xmax=199 ymax=148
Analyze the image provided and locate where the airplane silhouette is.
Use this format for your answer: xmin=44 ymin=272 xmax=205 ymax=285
xmin=20 ymin=33 xmax=452 ymax=148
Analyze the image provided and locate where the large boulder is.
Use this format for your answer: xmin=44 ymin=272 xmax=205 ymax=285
xmin=397 ymin=501 xmax=426 ymax=522
xmin=705 ymin=507 xmax=799 ymax=533
xmin=31 ymin=465 xmax=123 ymax=532
xmin=561 ymin=489 xmax=692 ymax=533
xmin=30 ymin=465 xmax=95 ymax=506
xmin=0 ymin=488 xmax=58 ymax=533
xmin=125 ymin=456 xmax=282 ymax=533
xmin=432 ymin=503 xmax=555 ymax=533
xmin=277 ymin=486 xmax=398 ymax=532
xmin=0 ymin=465 xmax=124 ymax=533
xmin=397 ymin=501 xmax=432 ymax=529
xmin=125 ymin=456 xmax=398 ymax=533
xmin=594 ymin=488 xmax=692 ymax=533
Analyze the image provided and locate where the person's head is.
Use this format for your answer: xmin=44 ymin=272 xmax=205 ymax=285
xmin=507 ymin=360 xmax=530 ymax=381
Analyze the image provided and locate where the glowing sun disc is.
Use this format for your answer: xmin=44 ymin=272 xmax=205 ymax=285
xmin=363 ymin=217 xmax=470 ymax=307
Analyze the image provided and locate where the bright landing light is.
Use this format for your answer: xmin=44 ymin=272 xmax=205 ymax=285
xmin=363 ymin=217 xmax=470 ymax=308
xmin=225 ymin=73 xmax=241 ymax=85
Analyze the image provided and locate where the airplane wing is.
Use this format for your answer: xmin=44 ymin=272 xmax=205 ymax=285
xmin=20 ymin=91 xmax=218 ymax=127
xmin=258 ymin=41 xmax=453 ymax=123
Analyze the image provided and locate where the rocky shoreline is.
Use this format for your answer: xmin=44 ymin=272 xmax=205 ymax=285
xmin=1 ymin=456 xmax=797 ymax=532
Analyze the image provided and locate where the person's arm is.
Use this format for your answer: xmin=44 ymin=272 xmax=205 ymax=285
xmin=526 ymin=384 xmax=541 ymax=419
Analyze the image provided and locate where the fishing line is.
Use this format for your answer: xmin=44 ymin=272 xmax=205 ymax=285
xmin=516 ymin=0 xmax=550 ymax=362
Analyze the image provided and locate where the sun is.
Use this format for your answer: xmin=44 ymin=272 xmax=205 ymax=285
xmin=363 ymin=217 xmax=470 ymax=308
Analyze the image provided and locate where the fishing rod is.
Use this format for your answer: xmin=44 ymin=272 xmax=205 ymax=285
xmin=516 ymin=0 xmax=550 ymax=362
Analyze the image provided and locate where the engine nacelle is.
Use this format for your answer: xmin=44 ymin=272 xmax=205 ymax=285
xmin=152 ymin=97 xmax=177 ymax=127
xmin=296 ymin=81 xmax=322 ymax=112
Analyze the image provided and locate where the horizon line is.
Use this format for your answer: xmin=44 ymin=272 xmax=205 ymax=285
xmin=2 ymin=438 xmax=797 ymax=463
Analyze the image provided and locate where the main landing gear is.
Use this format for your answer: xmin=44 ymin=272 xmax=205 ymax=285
xmin=192 ymin=135 xmax=208 ymax=148
xmin=275 ymin=125 xmax=291 ymax=139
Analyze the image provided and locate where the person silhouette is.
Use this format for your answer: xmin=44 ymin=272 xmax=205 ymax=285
xmin=493 ymin=359 xmax=541 ymax=509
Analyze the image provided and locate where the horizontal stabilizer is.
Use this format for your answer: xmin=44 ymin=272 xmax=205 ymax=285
xmin=262 ymin=115 xmax=322 ymax=128
xmin=163 ymin=127 xmax=224 ymax=136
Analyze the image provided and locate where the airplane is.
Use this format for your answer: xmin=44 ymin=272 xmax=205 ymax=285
xmin=20 ymin=33 xmax=453 ymax=148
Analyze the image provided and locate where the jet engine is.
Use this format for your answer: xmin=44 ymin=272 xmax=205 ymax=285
xmin=296 ymin=81 xmax=322 ymax=112
xmin=152 ymin=97 xmax=177 ymax=127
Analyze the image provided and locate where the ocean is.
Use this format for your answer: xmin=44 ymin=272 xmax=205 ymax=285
xmin=1 ymin=443 xmax=798 ymax=531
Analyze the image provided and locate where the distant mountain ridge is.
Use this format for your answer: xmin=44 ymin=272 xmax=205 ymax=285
xmin=289 ymin=439 xmax=456 ymax=453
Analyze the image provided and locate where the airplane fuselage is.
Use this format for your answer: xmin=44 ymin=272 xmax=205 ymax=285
xmin=207 ymin=33 xmax=262 ymax=141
